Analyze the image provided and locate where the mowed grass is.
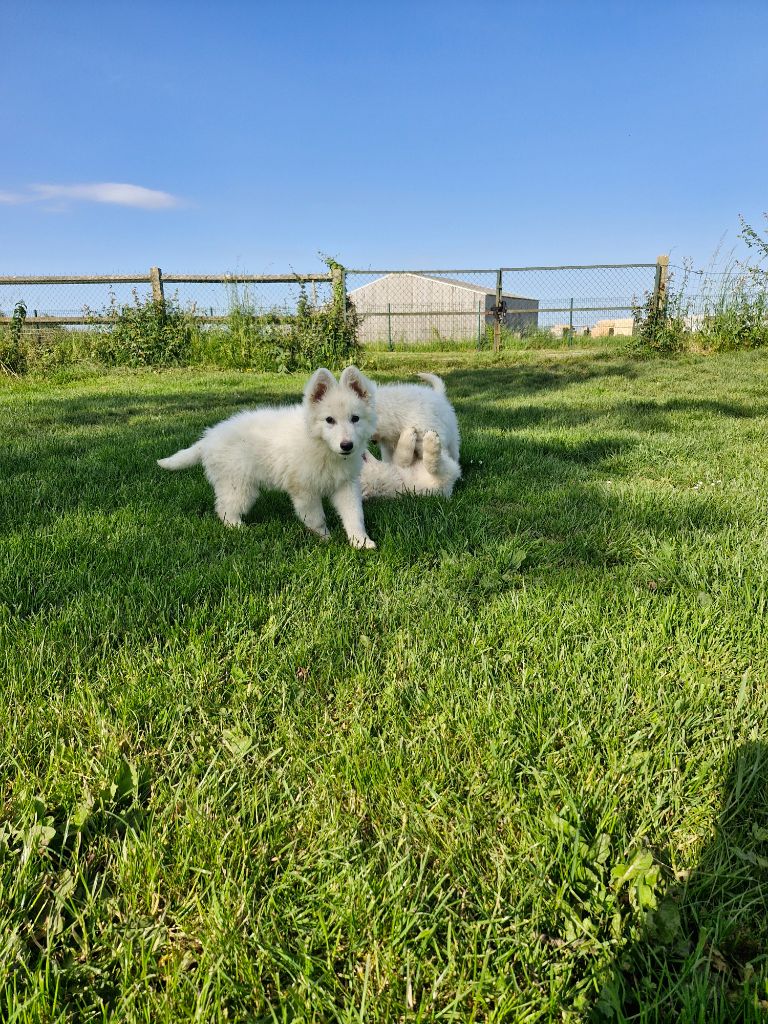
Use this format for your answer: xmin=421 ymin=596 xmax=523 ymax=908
xmin=1 ymin=350 xmax=768 ymax=1023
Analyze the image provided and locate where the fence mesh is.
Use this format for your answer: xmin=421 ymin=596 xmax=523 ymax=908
xmin=0 ymin=279 xmax=152 ymax=321
xmin=0 ymin=275 xmax=334 ymax=324
xmin=346 ymin=264 xmax=658 ymax=343
xmin=163 ymin=278 xmax=334 ymax=319
xmin=501 ymin=265 xmax=656 ymax=336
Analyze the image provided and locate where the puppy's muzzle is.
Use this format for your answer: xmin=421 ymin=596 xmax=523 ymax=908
xmin=340 ymin=440 xmax=354 ymax=453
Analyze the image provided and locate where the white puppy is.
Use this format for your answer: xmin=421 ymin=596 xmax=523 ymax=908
xmin=361 ymin=428 xmax=461 ymax=499
xmin=157 ymin=366 xmax=377 ymax=548
xmin=373 ymin=373 xmax=460 ymax=464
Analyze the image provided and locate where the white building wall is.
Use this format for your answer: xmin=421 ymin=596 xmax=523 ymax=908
xmin=349 ymin=274 xmax=485 ymax=343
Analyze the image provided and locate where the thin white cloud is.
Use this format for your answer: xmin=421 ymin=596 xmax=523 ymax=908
xmin=0 ymin=190 xmax=30 ymax=204
xmin=0 ymin=182 xmax=183 ymax=209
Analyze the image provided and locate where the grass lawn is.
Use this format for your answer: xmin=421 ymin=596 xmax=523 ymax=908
xmin=1 ymin=349 xmax=768 ymax=1022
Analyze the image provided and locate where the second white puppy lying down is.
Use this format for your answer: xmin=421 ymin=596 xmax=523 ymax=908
xmin=361 ymin=428 xmax=461 ymax=499
xmin=157 ymin=366 xmax=378 ymax=548
xmin=374 ymin=373 xmax=460 ymax=463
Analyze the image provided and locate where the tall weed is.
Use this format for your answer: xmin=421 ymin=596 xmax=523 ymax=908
xmin=0 ymin=301 xmax=28 ymax=374
xmin=85 ymin=290 xmax=199 ymax=367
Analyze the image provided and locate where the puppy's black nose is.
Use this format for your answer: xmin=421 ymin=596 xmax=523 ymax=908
xmin=340 ymin=440 xmax=354 ymax=453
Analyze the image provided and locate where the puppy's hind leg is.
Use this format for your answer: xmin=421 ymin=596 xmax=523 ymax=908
xmin=421 ymin=430 xmax=443 ymax=475
xmin=213 ymin=479 xmax=258 ymax=527
xmin=422 ymin=430 xmax=460 ymax=497
xmin=393 ymin=426 xmax=419 ymax=468
xmin=214 ymin=494 xmax=255 ymax=527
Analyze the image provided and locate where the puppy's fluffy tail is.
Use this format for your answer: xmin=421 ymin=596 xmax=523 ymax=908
xmin=157 ymin=443 xmax=202 ymax=471
xmin=416 ymin=372 xmax=446 ymax=395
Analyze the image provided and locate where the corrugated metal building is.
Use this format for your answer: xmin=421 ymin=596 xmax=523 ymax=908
xmin=349 ymin=273 xmax=539 ymax=343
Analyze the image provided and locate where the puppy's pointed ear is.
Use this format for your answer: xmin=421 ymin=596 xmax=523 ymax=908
xmin=340 ymin=365 xmax=375 ymax=403
xmin=304 ymin=367 xmax=337 ymax=404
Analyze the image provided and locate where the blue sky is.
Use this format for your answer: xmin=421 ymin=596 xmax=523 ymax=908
xmin=1 ymin=0 xmax=766 ymax=274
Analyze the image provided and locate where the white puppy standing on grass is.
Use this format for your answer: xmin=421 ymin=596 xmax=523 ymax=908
xmin=373 ymin=372 xmax=460 ymax=464
xmin=157 ymin=366 xmax=378 ymax=548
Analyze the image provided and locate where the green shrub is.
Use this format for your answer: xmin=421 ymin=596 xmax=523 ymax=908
xmin=87 ymin=290 xmax=200 ymax=367
xmin=631 ymin=267 xmax=688 ymax=356
xmin=697 ymin=280 xmax=768 ymax=351
xmin=196 ymin=264 xmax=360 ymax=373
xmin=279 ymin=283 xmax=360 ymax=373
xmin=694 ymin=218 xmax=768 ymax=350
xmin=199 ymin=281 xmax=290 ymax=370
xmin=0 ymin=301 xmax=29 ymax=374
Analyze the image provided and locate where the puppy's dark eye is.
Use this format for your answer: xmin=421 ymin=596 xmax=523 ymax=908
xmin=325 ymin=416 xmax=336 ymax=425
xmin=351 ymin=415 xmax=360 ymax=423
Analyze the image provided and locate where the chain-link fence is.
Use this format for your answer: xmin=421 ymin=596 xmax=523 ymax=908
xmin=1 ymin=261 xmax=693 ymax=345
xmin=0 ymin=271 xmax=335 ymax=327
xmin=346 ymin=263 xmax=660 ymax=345
xmin=3 ymin=260 xmax=764 ymax=359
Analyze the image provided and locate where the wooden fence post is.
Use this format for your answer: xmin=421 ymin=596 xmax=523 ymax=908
xmin=653 ymin=254 xmax=669 ymax=317
xmin=330 ymin=263 xmax=346 ymax=322
xmin=150 ymin=266 xmax=165 ymax=313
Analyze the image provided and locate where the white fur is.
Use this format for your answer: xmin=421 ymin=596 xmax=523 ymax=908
xmin=157 ymin=366 xmax=378 ymax=548
xmin=361 ymin=428 xmax=461 ymax=499
xmin=373 ymin=372 xmax=460 ymax=463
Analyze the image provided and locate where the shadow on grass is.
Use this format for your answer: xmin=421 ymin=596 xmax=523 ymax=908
xmin=1 ymin=365 xmax=734 ymax=553
xmin=446 ymin=361 xmax=638 ymax=413
xmin=595 ymin=742 xmax=768 ymax=1023
xmin=0 ymin=382 xmax=298 ymax=493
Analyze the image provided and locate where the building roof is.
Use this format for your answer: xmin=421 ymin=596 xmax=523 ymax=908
xmin=349 ymin=272 xmax=535 ymax=301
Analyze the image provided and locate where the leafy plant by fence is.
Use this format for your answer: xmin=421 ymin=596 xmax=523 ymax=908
xmin=632 ymin=215 xmax=768 ymax=353
xmin=84 ymin=291 xmax=198 ymax=367
xmin=215 ymin=266 xmax=359 ymax=373
xmin=633 ymin=264 xmax=768 ymax=354
xmin=0 ymin=301 xmax=29 ymax=374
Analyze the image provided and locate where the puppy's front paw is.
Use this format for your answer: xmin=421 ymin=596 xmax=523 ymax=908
xmin=350 ymin=535 xmax=377 ymax=550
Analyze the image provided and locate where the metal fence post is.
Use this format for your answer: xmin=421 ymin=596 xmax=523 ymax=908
xmin=150 ymin=266 xmax=165 ymax=314
xmin=493 ymin=268 xmax=503 ymax=352
xmin=387 ymin=303 xmax=393 ymax=350
xmin=477 ymin=299 xmax=482 ymax=349
xmin=568 ymin=298 xmax=574 ymax=345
